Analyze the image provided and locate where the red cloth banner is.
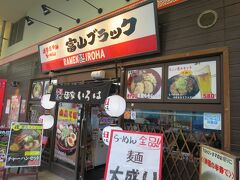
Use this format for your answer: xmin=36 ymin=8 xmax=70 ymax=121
xmin=0 ymin=80 xmax=6 ymax=123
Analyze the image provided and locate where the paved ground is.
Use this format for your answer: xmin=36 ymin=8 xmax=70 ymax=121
xmin=3 ymin=170 xmax=64 ymax=180
xmin=0 ymin=165 xmax=105 ymax=179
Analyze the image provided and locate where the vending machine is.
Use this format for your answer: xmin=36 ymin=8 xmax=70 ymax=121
xmin=90 ymin=106 xmax=115 ymax=166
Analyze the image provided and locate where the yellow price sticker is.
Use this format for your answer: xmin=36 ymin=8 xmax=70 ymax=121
xmin=12 ymin=123 xmax=21 ymax=131
xmin=180 ymin=70 xmax=192 ymax=76
xmin=25 ymin=151 xmax=41 ymax=156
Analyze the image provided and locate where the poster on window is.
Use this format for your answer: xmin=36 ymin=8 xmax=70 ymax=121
xmin=0 ymin=128 xmax=10 ymax=170
xmin=8 ymin=96 xmax=21 ymax=127
xmin=203 ymin=113 xmax=221 ymax=130
xmin=104 ymin=130 xmax=163 ymax=180
xmin=200 ymin=145 xmax=236 ymax=180
xmin=31 ymin=81 xmax=44 ymax=100
xmin=20 ymin=99 xmax=26 ymax=114
xmin=54 ymin=103 xmax=79 ymax=165
xmin=167 ymin=61 xmax=217 ymax=100
xmin=5 ymin=123 xmax=43 ymax=167
xmin=5 ymin=99 xmax=11 ymax=114
xmin=29 ymin=105 xmax=45 ymax=123
xmin=43 ymin=79 xmax=58 ymax=95
xmin=126 ymin=67 xmax=162 ymax=100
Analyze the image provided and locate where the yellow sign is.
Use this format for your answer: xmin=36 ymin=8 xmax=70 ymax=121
xmin=180 ymin=70 xmax=192 ymax=76
xmin=12 ymin=123 xmax=42 ymax=130
xmin=58 ymin=107 xmax=78 ymax=122
xmin=25 ymin=151 xmax=41 ymax=156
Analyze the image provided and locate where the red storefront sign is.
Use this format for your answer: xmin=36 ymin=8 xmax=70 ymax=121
xmin=157 ymin=0 xmax=186 ymax=9
xmin=39 ymin=2 xmax=159 ymax=72
xmin=0 ymin=80 xmax=6 ymax=122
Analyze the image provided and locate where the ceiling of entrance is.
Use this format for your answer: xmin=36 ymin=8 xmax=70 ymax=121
xmin=0 ymin=0 xmax=46 ymax=22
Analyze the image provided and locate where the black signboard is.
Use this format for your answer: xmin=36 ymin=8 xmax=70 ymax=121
xmin=0 ymin=128 xmax=10 ymax=170
xmin=50 ymin=82 xmax=112 ymax=104
xmin=5 ymin=123 xmax=43 ymax=167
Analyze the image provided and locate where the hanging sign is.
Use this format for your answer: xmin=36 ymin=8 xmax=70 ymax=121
xmin=104 ymin=130 xmax=164 ymax=180
xmin=50 ymin=82 xmax=111 ymax=104
xmin=39 ymin=2 xmax=159 ymax=71
xmin=0 ymin=79 xmax=6 ymax=121
xmin=200 ymin=145 xmax=236 ymax=180
xmin=0 ymin=128 xmax=10 ymax=170
xmin=157 ymin=0 xmax=187 ymax=9
xmin=5 ymin=123 xmax=43 ymax=167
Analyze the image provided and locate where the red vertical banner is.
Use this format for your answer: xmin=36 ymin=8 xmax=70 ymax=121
xmin=0 ymin=80 xmax=6 ymax=123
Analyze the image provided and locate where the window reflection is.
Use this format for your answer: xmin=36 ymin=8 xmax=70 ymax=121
xmin=124 ymin=109 xmax=222 ymax=132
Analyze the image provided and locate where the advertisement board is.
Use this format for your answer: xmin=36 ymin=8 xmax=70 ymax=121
xmin=200 ymin=145 xmax=236 ymax=180
xmin=54 ymin=103 xmax=79 ymax=165
xmin=126 ymin=67 xmax=162 ymax=100
xmin=39 ymin=2 xmax=159 ymax=71
xmin=5 ymin=123 xmax=43 ymax=167
xmin=104 ymin=130 xmax=163 ymax=180
xmin=167 ymin=61 xmax=217 ymax=100
xmin=0 ymin=128 xmax=10 ymax=170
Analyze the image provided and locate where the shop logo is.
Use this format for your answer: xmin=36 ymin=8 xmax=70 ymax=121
xmin=42 ymin=44 xmax=59 ymax=58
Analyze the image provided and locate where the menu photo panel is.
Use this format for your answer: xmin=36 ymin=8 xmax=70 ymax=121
xmin=126 ymin=66 xmax=163 ymax=101
xmin=167 ymin=60 xmax=219 ymax=102
xmin=31 ymin=81 xmax=44 ymax=100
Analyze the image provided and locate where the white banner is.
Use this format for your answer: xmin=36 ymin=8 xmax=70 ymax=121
xmin=104 ymin=130 xmax=164 ymax=180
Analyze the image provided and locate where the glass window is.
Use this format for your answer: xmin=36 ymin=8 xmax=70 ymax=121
xmin=9 ymin=17 xmax=25 ymax=46
xmin=124 ymin=109 xmax=222 ymax=133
